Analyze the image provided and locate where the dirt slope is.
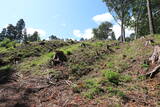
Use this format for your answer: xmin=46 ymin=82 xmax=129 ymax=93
xmin=0 ymin=35 xmax=160 ymax=107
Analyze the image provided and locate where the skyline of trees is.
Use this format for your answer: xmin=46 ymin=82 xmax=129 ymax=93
xmin=0 ymin=0 xmax=160 ymax=43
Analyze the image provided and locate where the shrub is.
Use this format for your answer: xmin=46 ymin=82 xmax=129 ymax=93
xmin=82 ymin=79 xmax=104 ymax=99
xmin=141 ymin=63 xmax=149 ymax=68
xmin=0 ymin=38 xmax=16 ymax=48
xmin=72 ymin=84 xmax=82 ymax=93
xmin=120 ymin=75 xmax=132 ymax=82
xmin=102 ymin=70 xmax=120 ymax=85
xmin=107 ymin=87 xmax=125 ymax=98
xmin=83 ymin=87 xmax=104 ymax=99
xmin=0 ymin=38 xmax=11 ymax=47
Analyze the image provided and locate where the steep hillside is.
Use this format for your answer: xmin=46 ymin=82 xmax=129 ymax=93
xmin=0 ymin=35 xmax=160 ymax=107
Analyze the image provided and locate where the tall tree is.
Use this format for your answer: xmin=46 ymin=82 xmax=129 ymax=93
xmin=103 ymin=0 xmax=133 ymax=42
xmin=0 ymin=28 xmax=7 ymax=41
xmin=16 ymin=19 xmax=25 ymax=41
xmin=6 ymin=24 xmax=17 ymax=40
xmin=23 ymin=28 xmax=28 ymax=43
xmin=49 ymin=35 xmax=59 ymax=40
xmin=28 ymin=31 xmax=41 ymax=42
xmin=146 ymin=0 xmax=155 ymax=34
xmin=127 ymin=0 xmax=159 ymax=38
xmin=93 ymin=21 xmax=115 ymax=40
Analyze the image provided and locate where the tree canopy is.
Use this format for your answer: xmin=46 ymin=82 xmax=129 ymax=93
xmin=93 ymin=21 xmax=116 ymax=40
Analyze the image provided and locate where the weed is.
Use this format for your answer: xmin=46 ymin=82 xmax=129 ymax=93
xmin=83 ymin=87 xmax=104 ymax=99
xmin=120 ymin=75 xmax=132 ymax=82
xmin=107 ymin=87 xmax=125 ymax=98
xmin=141 ymin=63 xmax=149 ymax=68
xmin=72 ymin=84 xmax=82 ymax=93
xmin=107 ymin=62 xmax=114 ymax=68
xmin=82 ymin=79 xmax=104 ymax=99
xmin=102 ymin=70 xmax=120 ymax=85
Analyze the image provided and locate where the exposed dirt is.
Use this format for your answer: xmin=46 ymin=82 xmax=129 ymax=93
xmin=0 ymin=38 xmax=160 ymax=107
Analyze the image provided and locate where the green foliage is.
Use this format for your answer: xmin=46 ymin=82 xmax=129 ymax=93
xmin=102 ymin=70 xmax=132 ymax=84
xmin=93 ymin=21 xmax=115 ymax=40
xmin=107 ymin=62 xmax=114 ymax=68
xmin=28 ymin=31 xmax=41 ymax=42
xmin=0 ymin=65 xmax=12 ymax=72
xmin=60 ymin=43 xmax=80 ymax=54
xmin=49 ymin=35 xmax=59 ymax=40
xmin=83 ymin=87 xmax=103 ymax=99
xmin=106 ymin=87 xmax=125 ymax=98
xmin=0 ymin=19 xmax=25 ymax=41
xmin=120 ymin=75 xmax=132 ymax=82
xmin=0 ymin=38 xmax=16 ymax=48
xmin=72 ymin=84 xmax=82 ymax=93
xmin=102 ymin=70 xmax=120 ymax=85
xmin=141 ymin=64 xmax=149 ymax=68
xmin=83 ymin=79 xmax=104 ymax=99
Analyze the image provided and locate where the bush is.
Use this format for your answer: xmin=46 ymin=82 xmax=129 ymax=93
xmin=83 ymin=87 xmax=104 ymax=99
xmin=0 ymin=38 xmax=16 ymax=48
xmin=120 ymin=75 xmax=132 ymax=82
xmin=82 ymin=79 xmax=104 ymax=99
xmin=107 ymin=87 xmax=125 ymax=98
xmin=0 ymin=38 xmax=11 ymax=47
xmin=102 ymin=70 xmax=120 ymax=85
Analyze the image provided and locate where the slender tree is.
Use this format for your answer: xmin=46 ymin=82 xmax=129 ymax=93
xmin=16 ymin=19 xmax=25 ymax=41
xmin=103 ymin=0 xmax=133 ymax=42
xmin=146 ymin=0 xmax=155 ymax=34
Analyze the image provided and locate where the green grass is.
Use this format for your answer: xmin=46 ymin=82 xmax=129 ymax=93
xmin=60 ymin=43 xmax=80 ymax=54
xmin=18 ymin=52 xmax=54 ymax=74
xmin=106 ymin=87 xmax=125 ymax=98
xmin=102 ymin=70 xmax=120 ymax=85
xmin=0 ymin=47 xmax=8 ymax=53
xmin=82 ymin=78 xmax=104 ymax=99
xmin=141 ymin=63 xmax=149 ymax=68
xmin=101 ymin=70 xmax=132 ymax=84
xmin=0 ymin=65 xmax=12 ymax=71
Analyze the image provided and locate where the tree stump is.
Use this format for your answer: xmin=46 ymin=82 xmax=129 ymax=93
xmin=149 ymin=45 xmax=160 ymax=64
xmin=51 ymin=51 xmax=67 ymax=66
xmin=146 ymin=65 xmax=160 ymax=78
xmin=145 ymin=39 xmax=154 ymax=46
xmin=146 ymin=45 xmax=160 ymax=78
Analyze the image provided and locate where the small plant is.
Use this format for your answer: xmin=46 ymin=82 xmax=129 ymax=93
xmin=72 ymin=84 xmax=82 ymax=93
xmin=102 ymin=70 xmax=120 ymax=85
xmin=107 ymin=62 xmax=114 ymax=68
xmin=84 ymin=79 xmax=99 ymax=88
xmin=83 ymin=87 xmax=104 ymax=99
xmin=82 ymin=79 xmax=104 ymax=99
xmin=0 ymin=65 xmax=12 ymax=71
xmin=120 ymin=75 xmax=132 ymax=82
xmin=141 ymin=63 xmax=149 ymax=68
xmin=107 ymin=87 xmax=125 ymax=98
xmin=0 ymin=38 xmax=16 ymax=48
xmin=66 ymin=50 xmax=72 ymax=55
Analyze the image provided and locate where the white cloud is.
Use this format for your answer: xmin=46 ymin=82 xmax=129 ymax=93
xmin=112 ymin=24 xmax=121 ymax=39
xmin=73 ymin=28 xmax=94 ymax=39
xmin=92 ymin=13 xmax=114 ymax=24
xmin=26 ymin=28 xmax=46 ymax=39
xmin=27 ymin=28 xmax=46 ymax=35
xmin=113 ymin=24 xmax=134 ymax=39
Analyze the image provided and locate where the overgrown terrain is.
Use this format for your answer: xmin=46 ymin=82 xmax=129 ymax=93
xmin=0 ymin=35 xmax=160 ymax=107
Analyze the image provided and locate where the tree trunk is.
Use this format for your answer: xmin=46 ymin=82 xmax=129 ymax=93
xmin=146 ymin=0 xmax=155 ymax=35
xmin=121 ymin=16 xmax=125 ymax=42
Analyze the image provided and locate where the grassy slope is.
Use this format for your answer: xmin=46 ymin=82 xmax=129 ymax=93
xmin=0 ymin=35 xmax=160 ymax=106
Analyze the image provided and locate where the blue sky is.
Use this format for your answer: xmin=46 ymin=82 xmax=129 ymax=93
xmin=0 ymin=0 xmax=133 ymax=40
